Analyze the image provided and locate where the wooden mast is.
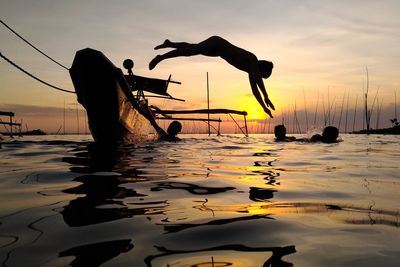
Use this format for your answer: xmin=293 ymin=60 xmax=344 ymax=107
xmin=207 ymin=72 xmax=211 ymax=136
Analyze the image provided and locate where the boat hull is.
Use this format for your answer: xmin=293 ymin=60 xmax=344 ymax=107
xmin=70 ymin=48 xmax=154 ymax=143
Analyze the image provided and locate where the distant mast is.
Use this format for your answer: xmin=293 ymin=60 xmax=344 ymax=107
xmin=344 ymin=91 xmax=350 ymax=133
xmin=76 ymin=102 xmax=79 ymax=135
xmin=303 ymin=89 xmax=308 ymax=131
xmin=63 ymin=99 xmax=66 ymax=135
xmin=352 ymin=95 xmax=358 ymax=132
xmin=364 ymin=67 xmax=370 ymax=135
xmin=395 ymin=90 xmax=398 ymax=120
xmin=313 ymin=91 xmax=319 ymax=128
xmin=207 ymin=72 xmax=210 ymax=136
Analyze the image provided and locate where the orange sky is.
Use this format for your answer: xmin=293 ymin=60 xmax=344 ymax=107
xmin=1 ymin=1 xmax=399 ymax=133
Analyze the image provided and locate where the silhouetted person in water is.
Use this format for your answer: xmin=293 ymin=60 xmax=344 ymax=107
xmin=274 ymin=125 xmax=296 ymax=142
xmin=167 ymin=120 xmax=182 ymax=141
xmin=150 ymin=36 xmax=275 ymax=117
xmin=310 ymin=126 xmax=339 ymax=143
xmin=274 ymin=125 xmax=339 ymax=143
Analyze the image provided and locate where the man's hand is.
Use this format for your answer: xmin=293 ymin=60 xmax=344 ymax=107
xmin=265 ymin=98 xmax=275 ymax=110
xmin=264 ymin=107 xmax=274 ymax=118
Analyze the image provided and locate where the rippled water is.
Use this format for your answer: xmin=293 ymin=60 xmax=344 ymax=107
xmin=0 ymin=134 xmax=399 ymax=267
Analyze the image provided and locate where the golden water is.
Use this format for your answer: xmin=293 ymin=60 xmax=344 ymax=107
xmin=0 ymin=134 xmax=399 ymax=266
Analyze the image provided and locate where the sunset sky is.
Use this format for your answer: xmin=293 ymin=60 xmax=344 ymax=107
xmin=1 ymin=0 xmax=399 ymax=133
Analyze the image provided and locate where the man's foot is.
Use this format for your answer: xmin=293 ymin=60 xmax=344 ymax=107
xmin=149 ymin=55 xmax=161 ymax=70
xmin=154 ymin=39 xmax=171 ymax=50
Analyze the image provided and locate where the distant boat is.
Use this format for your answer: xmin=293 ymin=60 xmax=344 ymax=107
xmin=69 ymin=48 xmax=176 ymax=144
xmin=352 ymin=125 xmax=400 ymax=135
xmin=22 ymin=129 xmax=46 ymax=135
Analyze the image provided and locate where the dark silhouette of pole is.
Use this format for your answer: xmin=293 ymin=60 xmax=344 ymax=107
xmin=207 ymin=72 xmax=210 ymax=136
xmin=395 ymin=90 xmax=398 ymax=119
xmin=313 ymin=90 xmax=319 ymax=127
xmin=303 ymin=89 xmax=308 ymax=131
xmin=63 ymin=99 xmax=66 ymax=135
xmin=76 ymin=102 xmax=79 ymax=135
xmin=338 ymin=91 xmax=346 ymax=132
xmin=344 ymin=90 xmax=350 ymax=133
xmin=365 ymin=67 xmax=370 ymax=135
xmin=352 ymin=95 xmax=358 ymax=132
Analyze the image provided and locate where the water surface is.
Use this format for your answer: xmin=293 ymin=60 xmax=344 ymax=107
xmin=0 ymin=134 xmax=399 ymax=266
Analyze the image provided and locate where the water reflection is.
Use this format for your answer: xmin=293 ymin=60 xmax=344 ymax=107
xmin=56 ymin=140 xmax=399 ymax=267
xmin=61 ymin=143 xmax=162 ymax=226
xmin=161 ymin=214 xmax=273 ymax=234
xmin=145 ymin=244 xmax=296 ymax=267
xmin=59 ymin=239 xmax=133 ymax=266
xmin=249 ymin=187 xmax=277 ymax=202
xmin=62 ymin=143 xmax=154 ymax=178
xmin=252 ymin=150 xmax=281 ymax=186
xmin=58 ymin=143 xmax=299 ymax=266
xmin=2 ymin=135 xmax=400 ymax=267
xmin=151 ymin=181 xmax=235 ymax=195
xmin=61 ymin=174 xmax=168 ymax=227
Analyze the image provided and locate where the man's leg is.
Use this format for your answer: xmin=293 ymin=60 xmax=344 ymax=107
xmin=150 ymin=36 xmax=222 ymax=69
xmin=149 ymin=48 xmax=194 ymax=70
xmin=155 ymin=39 xmax=192 ymax=50
xmin=150 ymin=42 xmax=206 ymax=70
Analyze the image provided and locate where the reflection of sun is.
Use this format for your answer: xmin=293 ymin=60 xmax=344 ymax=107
xmin=192 ymin=260 xmax=231 ymax=267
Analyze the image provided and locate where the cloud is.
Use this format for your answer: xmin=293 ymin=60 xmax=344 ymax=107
xmin=0 ymin=103 xmax=64 ymax=117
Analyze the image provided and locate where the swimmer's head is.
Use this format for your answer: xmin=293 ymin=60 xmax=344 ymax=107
xmin=167 ymin=120 xmax=182 ymax=137
xmin=258 ymin=60 xmax=273 ymax=78
xmin=322 ymin=126 xmax=339 ymax=143
xmin=274 ymin=124 xmax=286 ymax=140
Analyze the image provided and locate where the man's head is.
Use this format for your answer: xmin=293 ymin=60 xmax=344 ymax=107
xmin=258 ymin=60 xmax=273 ymax=78
xmin=274 ymin=124 xmax=286 ymax=140
xmin=322 ymin=126 xmax=339 ymax=143
xmin=167 ymin=120 xmax=182 ymax=137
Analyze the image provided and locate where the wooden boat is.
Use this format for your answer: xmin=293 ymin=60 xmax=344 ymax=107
xmin=69 ymin=48 xmax=174 ymax=144
xmin=70 ymin=48 xmax=249 ymax=143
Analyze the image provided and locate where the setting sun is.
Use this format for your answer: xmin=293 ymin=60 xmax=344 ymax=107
xmin=234 ymin=95 xmax=271 ymax=120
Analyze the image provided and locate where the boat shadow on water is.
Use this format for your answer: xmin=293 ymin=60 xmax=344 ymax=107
xmin=56 ymin=142 xmax=298 ymax=266
xmin=1 ymin=139 xmax=399 ymax=266
xmin=2 ymin=139 xmax=396 ymax=266
xmin=54 ymin=140 xmax=400 ymax=266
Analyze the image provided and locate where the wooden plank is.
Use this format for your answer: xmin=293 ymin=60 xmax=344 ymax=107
xmin=0 ymin=111 xmax=14 ymax=117
xmin=0 ymin=121 xmax=21 ymax=126
xmin=156 ymin=117 xmax=222 ymax=122
xmin=155 ymin=108 xmax=247 ymax=116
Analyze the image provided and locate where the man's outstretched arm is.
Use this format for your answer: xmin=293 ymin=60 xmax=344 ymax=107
xmin=254 ymin=74 xmax=275 ymax=111
xmin=249 ymin=74 xmax=273 ymax=118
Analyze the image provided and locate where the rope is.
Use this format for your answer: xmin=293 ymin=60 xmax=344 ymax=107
xmin=0 ymin=51 xmax=75 ymax=94
xmin=0 ymin=20 xmax=69 ymax=70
